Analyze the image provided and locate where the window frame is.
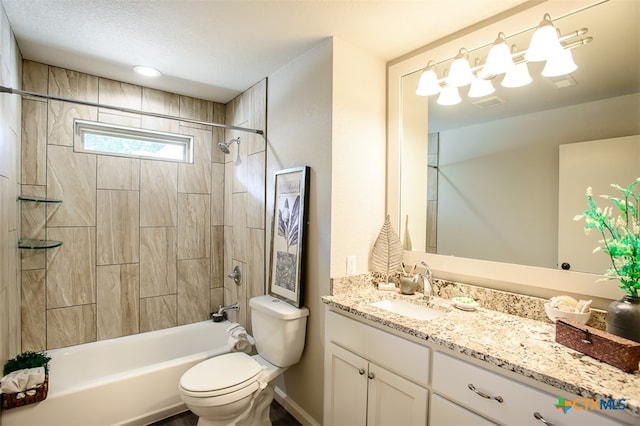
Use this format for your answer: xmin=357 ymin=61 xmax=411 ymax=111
xmin=73 ymin=119 xmax=194 ymax=163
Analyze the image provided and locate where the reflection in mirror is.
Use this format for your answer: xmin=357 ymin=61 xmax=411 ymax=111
xmin=400 ymin=0 xmax=639 ymax=274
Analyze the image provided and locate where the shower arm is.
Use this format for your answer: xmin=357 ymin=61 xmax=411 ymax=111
xmin=0 ymin=85 xmax=264 ymax=135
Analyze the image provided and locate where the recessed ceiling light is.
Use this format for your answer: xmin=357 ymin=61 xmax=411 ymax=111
xmin=133 ymin=65 xmax=161 ymax=77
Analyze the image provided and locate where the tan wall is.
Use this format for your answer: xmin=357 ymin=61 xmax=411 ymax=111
xmin=18 ymin=61 xmax=265 ymax=350
xmin=0 ymin=4 xmax=23 ymax=370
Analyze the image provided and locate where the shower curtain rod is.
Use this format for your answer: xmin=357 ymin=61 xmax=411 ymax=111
xmin=0 ymin=85 xmax=264 ymax=135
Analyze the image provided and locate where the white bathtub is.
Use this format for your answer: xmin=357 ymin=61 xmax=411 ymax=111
xmin=3 ymin=320 xmax=231 ymax=426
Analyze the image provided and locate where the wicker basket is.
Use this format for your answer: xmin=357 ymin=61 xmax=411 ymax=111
xmin=1 ymin=371 xmax=49 ymax=410
xmin=556 ymin=319 xmax=640 ymax=373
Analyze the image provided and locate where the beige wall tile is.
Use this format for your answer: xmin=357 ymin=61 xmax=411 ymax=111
xmin=140 ymin=160 xmax=177 ymax=227
xmin=96 ymin=190 xmax=140 ymax=265
xmin=232 ymin=193 xmax=247 ymax=262
xmin=21 ymin=269 xmax=46 ymax=351
xmin=97 ymin=264 xmax=139 ymax=340
xmin=140 ymin=227 xmax=176 ymax=297
xmin=178 ymin=126 xmax=212 ymax=194
xmin=142 ymin=88 xmax=180 ymax=116
xmin=48 ymin=100 xmax=98 ymax=146
xmin=22 ymin=61 xmax=48 ymax=94
xmin=177 ymin=258 xmax=210 ymax=325
xmin=140 ymin=295 xmax=177 ymax=332
xmin=21 ymin=99 xmax=47 ymax=185
xmin=246 ymin=151 xmax=265 ymax=230
xmin=98 ymin=78 xmax=142 ymax=110
xmin=97 ymin=156 xmax=140 ymax=190
xmin=211 ymin=225 xmax=224 ymax=289
xmin=97 ymin=111 xmax=141 ymax=128
xmin=210 ymin=287 xmax=224 ymax=315
xmin=224 ymin=162 xmax=233 ymax=226
xmin=19 ymin=185 xmax=47 ymax=270
xmin=177 ymin=193 xmax=210 ymax=259
xmin=211 ymin=162 xmax=224 ymax=226
xmin=248 ymin=228 xmax=265 ymax=299
xmin=7 ymin=229 xmax=20 ymax=355
xmin=49 ymin=67 xmax=98 ymax=101
xmin=47 ymin=304 xmax=96 ymax=349
xmin=47 ymin=145 xmax=96 ymax=226
xmin=46 ymin=227 xmax=96 ymax=308
xmin=179 ymin=96 xmax=212 ymax=126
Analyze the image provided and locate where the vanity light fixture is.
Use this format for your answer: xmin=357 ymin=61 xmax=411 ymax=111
xmin=437 ymin=84 xmax=462 ymax=106
xmin=446 ymin=49 xmax=474 ymax=87
xmin=133 ymin=65 xmax=162 ymax=77
xmin=525 ymin=14 xmax=563 ymax=62
xmin=415 ymin=11 xmax=592 ymax=103
xmin=481 ymin=33 xmax=515 ymax=78
xmin=501 ymin=46 xmax=532 ymax=88
xmin=416 ymin=61 xmax=441 ymax=96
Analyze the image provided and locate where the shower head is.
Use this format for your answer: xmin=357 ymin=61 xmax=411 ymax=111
xmin=218 ymin=137 xmax=240 ymax=154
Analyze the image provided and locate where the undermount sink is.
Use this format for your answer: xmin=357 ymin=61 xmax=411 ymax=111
xmin=370 ymin=299 xmax=446 ymax=321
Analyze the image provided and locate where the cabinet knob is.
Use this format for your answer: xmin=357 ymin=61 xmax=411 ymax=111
xmin=368 ymin=372 xmax=375 ymax=380
xmin=467 ymin=384 xmax=503 ymax=403
xmin=533 ymin=412 xmax=555 ymax=426
xmin=358 ymin=368 xmax=365 ymax=375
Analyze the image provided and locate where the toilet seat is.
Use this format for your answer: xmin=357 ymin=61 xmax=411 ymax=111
xmin=180 ymin=352 xmax=263 ymax=398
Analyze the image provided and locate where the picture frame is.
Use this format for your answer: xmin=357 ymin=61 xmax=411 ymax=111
xmin=269 ymin=166 xmax=310 ymax=308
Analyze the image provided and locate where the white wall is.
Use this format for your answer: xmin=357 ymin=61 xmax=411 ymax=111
xmin=266 ymin=36 xmax=386 ymax=425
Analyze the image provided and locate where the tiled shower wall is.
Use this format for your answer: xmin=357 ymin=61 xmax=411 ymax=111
xmin=20 ymin=60 xmax=266 ymax=350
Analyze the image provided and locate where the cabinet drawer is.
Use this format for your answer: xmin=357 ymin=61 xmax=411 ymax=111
xmin=432 ymin=351 xmax=624 ymax=426
xmin=326 ymin=310 xmax=430 ymax=386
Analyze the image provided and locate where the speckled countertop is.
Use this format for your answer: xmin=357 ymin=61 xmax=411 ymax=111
xmin=322 ymin=275 xmax=640 ymax=418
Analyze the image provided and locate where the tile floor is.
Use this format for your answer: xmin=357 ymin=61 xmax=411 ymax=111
xmin=151 ymin=400 xmax=301 ymax=426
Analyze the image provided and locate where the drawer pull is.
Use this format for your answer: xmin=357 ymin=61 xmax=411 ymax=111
xmin=358 ymin=368 xmax=365 ymax=375
xmin=467 ymin=384 xmax=504 ymax=403
xmin=533 ymin=412 xmax=555 ymax=426
xmin=368 ymin=372 xmax=375 ymax=380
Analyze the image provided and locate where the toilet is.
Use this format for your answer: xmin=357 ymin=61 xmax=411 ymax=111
xmin=179 ymin=295 xmax=309 ymax=426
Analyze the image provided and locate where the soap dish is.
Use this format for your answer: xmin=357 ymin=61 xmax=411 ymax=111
xmin=452 ymin=296 xmax=479 ymax=311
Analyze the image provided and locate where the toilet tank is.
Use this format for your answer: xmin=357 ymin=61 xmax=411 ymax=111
xmin=250 ymin=295 xmax=309 ymax=367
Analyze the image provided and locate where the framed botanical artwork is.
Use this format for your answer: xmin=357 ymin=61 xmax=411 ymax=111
xmin=269 ymin=166 xmax=310 ymax=308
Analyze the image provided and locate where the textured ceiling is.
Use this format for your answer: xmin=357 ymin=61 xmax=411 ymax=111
xmin=1 ymin=0 xmax=529 ymax=103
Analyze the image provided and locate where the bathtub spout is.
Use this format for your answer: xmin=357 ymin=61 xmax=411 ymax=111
xmin=212 ymin=302 xmax=240 ymax=322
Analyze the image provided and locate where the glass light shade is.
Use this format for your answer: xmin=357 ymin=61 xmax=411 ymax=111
xmin=501 ymin=62 xmax=532 ymax=88
xmin=525 ymin=14 xmax=562 ymax=62
xmin=481 ymin=36 xmax=514 ymax=77
xmin=468 ymin=77 xmax=495 ymax=98
xmin=416 ymin=68 xmax=441 ymax=96
xmin=446 ymin=51 xmax=474 ymax=87
xmin=437 ymin=85 xmax=461 ymax=106
xmin=541 ymin=47 xmax=577 ymax=77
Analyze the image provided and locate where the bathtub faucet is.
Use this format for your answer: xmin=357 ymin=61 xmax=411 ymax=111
xmin=212 ymin=302 xmax=240 ymax=322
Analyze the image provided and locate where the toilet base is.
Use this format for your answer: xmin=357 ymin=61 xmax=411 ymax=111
xmin=195 ymin=384 xmax=275 ymax=426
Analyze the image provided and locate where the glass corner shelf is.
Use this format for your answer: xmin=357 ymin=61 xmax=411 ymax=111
xmin=17 ymin=196 xmax=63 ymax=203
xmin=18 ymin=239 xmax=63 ymax=250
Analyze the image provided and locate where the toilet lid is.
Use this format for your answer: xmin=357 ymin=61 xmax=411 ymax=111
xmin=180 ymin=352 xmax=262 ymax=394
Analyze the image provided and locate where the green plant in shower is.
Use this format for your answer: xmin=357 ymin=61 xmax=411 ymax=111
xmin=574 ymin=178 xmax=640 ymax=298
xmin=278 ymin=195 xmax=300 ymax=253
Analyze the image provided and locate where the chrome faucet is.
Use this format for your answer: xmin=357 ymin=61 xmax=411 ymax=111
xmin=421 ymin=261 xmax=433 ymax=301
xmin=211 ymin=302 xmax=240 ymax=322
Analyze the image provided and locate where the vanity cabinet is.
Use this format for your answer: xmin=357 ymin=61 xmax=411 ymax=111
xmin=431 ymin=351 xmax=625 ymax=426
xmin=429 ymin=393 xmax=497 ymax=426
xmin=324 ymin=311 xmax=429 ymax=426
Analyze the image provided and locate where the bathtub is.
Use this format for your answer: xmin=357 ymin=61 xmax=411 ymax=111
xmin=3 ymin=320 xmax=232 ymax=426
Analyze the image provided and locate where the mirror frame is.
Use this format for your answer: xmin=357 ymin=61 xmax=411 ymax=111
xmin=386 ymin=0 xmax=623 ymax=305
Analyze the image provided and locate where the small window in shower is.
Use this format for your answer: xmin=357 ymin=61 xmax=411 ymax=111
xmin=74 ymin=120 xmax=193 ymax=163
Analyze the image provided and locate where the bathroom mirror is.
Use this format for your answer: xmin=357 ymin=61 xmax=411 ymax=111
xmin=392 ymin=0 xmax=639 ymax=276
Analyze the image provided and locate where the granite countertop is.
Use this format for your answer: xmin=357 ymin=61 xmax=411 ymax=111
xmin=322 ymin=283 xmax=640 ymax=418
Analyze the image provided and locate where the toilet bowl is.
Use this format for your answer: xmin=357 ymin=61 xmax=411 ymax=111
xmin=179 ymin=295 xmax=309 ymax=426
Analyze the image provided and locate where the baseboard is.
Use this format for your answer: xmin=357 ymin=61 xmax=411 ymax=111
xmin=273 ymin=386 xmax=320 ymax=426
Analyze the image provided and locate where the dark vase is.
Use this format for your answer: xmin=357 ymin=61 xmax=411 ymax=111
xmin=606 ymin=296 xmax=640 ymax=343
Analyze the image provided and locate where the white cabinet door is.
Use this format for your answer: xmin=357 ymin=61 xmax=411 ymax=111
xmin=367 ymin=362 xmax=428 ymax=426
xmin=324 ymin=342 xmax=368 ymax=426
xmin=430 ymin=393 xmax=497 ymax=426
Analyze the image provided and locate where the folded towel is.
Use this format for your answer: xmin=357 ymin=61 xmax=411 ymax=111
xmin=0 ymin=367 xmax=45 ymax=395
xmin=226 ymin=323 xmax=255 ymax=353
